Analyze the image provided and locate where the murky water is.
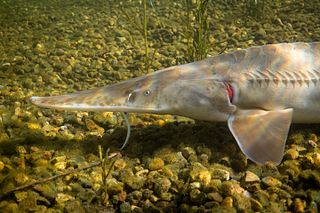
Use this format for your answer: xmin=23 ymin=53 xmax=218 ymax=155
xmin=0 ymin=0 xmax=319 ymax=212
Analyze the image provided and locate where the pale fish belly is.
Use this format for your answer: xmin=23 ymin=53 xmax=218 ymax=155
xmin=233 ymin=82 xmax=320 ymax=123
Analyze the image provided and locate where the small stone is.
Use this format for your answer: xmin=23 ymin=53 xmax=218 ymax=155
xmin=53 ymin=156 xmax=67 ymax=170
xmin=308 ymin=133 xmax=317 ymax=142
xmin=120 ymin=202 xmax=131 ymax=213
xmin=127 ymin=190 xmax=142 ymax=205
xmin=244 ymin=171 xmax=260 ymax=183
xmin=190 ymin=182 xmax=201 ymax=189
xmin=208 ymin=192 xmax=223 ymax=202
xmin=254 ymin=190 xmax=270 ymax=206
xmin=222 ymin=196 xmax=233 ymax=207
xmin=85 ymin=119 xmax=105 ymax=136
xmin=106 ymin=178 xmax=124 ymax=195
xmin=154 ymin=177 xmax=171 ymax=195
xmin=56 ymin=193 xmax=75 ymax=205
xmin=290 ymin=134 xmax=304 ymax=145
xmin=221 ymin=181 xmax=246 ymax=197
xmin=250 ymin=198 xmax=263 ymax=211
xmin=307 ymin=140 xmax=318 ymax=148
xmin=15 ymin=173 xmax=29 ymax=185
xmin=190 ymin=162 xmax=211 ymax=186
xmin=0 ymin=160 xmax=4 ymax=171
xmin=160 ymin=192 xmax=172 ymax=201
xmin=142 ymin=200 xmax=161 ymax=212
xmin=34 ymin=159 xmax=49 ymax=167
xmin=180 ymin=203 xmax=190 ymax=212
xmin=116 ymin=37 xmax=126 ymax=43
xmin=27 ymin=122 xmax=41 ymax=130
xmin=54 ymin=156 xmax=66 ymax=162
xmin=54 ymin=161 xmax=67 ymax=170
xmin=0 ymin=202 xmax=18 ymax=212
xmin=125 ymin=176 xmax=145 ymax=190
xmin=313 ymin=153 xmax=320 ymax=168
xmin=64 ymin=200 xmax=85 ymax=213
xmin=148 ymin=157 xmax=164 ymax=171
xmin=16 ymin=146 xmax=27 ymax=155
xmin=294 ymin=198 xmax=306 ymax=213
xmin=198 ymin=169 xmax=211 ymax=186
xmin=0 ymin=132 xmax=9 ymax=143
xmin=205 ymin=179 xmax=222 ymax=192
xmin=181 ymin=146 xmax=196 ymax=159
xmin=162 ymin=166 xmax=174 ymax=177
xmin=211 ymin=168 xmax=230 ymax=181
xmin=204 ymin=201 xmax=219 ymax=208
xmin=14 ymin=191 xmax=28 ymax=202
xmin=114 ymin=159 xmax=127 ymax=170
xmin=189 ymin=188 xmax=206 ymax=204
xmin=284 ymin=149 xmax=299 ymax=160
xmin=262 ymin=176 xmax=282 ymax=187
xmin=150 ymin=194 xmax=159 ymax=202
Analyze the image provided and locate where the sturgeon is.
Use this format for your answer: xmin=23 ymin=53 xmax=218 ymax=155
xmin=31 ymin=42 xmax=320 ymax=165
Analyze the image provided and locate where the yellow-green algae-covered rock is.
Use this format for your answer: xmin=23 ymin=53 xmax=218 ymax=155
xmin=148 ymin=157 xmax=165 ymax=171
xmin=0 ymin=160 xmax=4 ymax=171
xmin=189 ymin=162 xmax=212 ymax=186
xmin=243 ymin=171 xmax=260 ymax=183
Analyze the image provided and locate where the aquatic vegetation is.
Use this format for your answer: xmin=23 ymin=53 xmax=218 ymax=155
xmin=244 ymin=0 xmax=280 ymax=20
xmin=117 ymin=0 xmax=156 ymax=72
xmin=98 ymin=146 xmax=118 ymax=205
xmin=184 ymin=0 xmax=211 ymax=62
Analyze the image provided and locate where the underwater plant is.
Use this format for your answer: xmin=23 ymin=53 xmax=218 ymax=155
xmin=245 ymin=0 xmax=266 ymax=18
xmin=98 ymin=146 xmax=117 ymax=205
xmin=117 ymin=0 xmax=155 ymax=72
xmin=184 ymin=0 xmax=210 ymax=62
xmin=244 ymin=0 xmax=280 ymax=20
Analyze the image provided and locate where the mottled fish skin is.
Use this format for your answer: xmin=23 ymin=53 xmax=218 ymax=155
xmin=213 ymin=42 xmax=320 ymax=122
xmin=31 ymin=42 xmax=320 ymax=165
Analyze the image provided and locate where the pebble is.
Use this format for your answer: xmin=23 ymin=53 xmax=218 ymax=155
xmin=148 ymin=157 xmax=164 ymax=171
xmin=250 ymin=198 xmax=263 ymax=211
xmin=222 ymin=196 xmax=233 ymax=207
xmin=114 ymin=159 xmax=127 ymax=170
xmin=190 ymin=162 xmax=212 ymax=186
xmin=189 ymin=188 xmax=206 ymax=203
xmin=244 ymin=171 xmax=260 ymax=183
xmin=154 ymin=177 xmax=171 ymax=195
xmin=15 ymin=173 xmax=29 ymax=185
xmin=181 ymin=146 xmax=196 ymax=159
xmin=261 ymin=176 xmax=282 ymax=187
xmin=0 ymin=160 xmax=5 ymax=171
xmin=284 ymin=149 xmax=299 ymax=160
xmin=211 ymin=168 xmax=230 ymax=181
xmin=208 ymin=192 xmax=223 ymax=202
xmin=106 ymin=178 xmax=124 ymax=195
xmin=55 ymin=193 xmax=75 ymax=205
xmin=294 ymin=198 xmax=306 ymax=213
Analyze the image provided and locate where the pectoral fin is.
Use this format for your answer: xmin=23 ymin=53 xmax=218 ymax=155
xmin=228 ymin=108 xmax=293 ymax=165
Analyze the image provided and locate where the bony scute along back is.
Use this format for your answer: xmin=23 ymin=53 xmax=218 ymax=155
xmin=30 ymin=42 xmax=320 ymax=165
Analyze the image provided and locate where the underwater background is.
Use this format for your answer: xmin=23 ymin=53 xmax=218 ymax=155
xmin=0 ymin=0 xmax=320 ymax=212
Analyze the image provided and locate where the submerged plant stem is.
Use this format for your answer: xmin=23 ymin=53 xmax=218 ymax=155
xmin=143 ymin=0 xmax=149 ymax=70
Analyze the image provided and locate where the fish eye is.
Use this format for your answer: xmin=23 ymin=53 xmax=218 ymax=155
xmin=143 ymin=90 xmax=151 ymax=96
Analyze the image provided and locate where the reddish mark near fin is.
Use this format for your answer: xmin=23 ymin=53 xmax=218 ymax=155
xmin=225 ymin=83 xmax=233 ymax=103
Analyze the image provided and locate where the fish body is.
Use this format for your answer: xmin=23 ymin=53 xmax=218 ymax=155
xmin=31 ymin=42 xmax=320 ymax=165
